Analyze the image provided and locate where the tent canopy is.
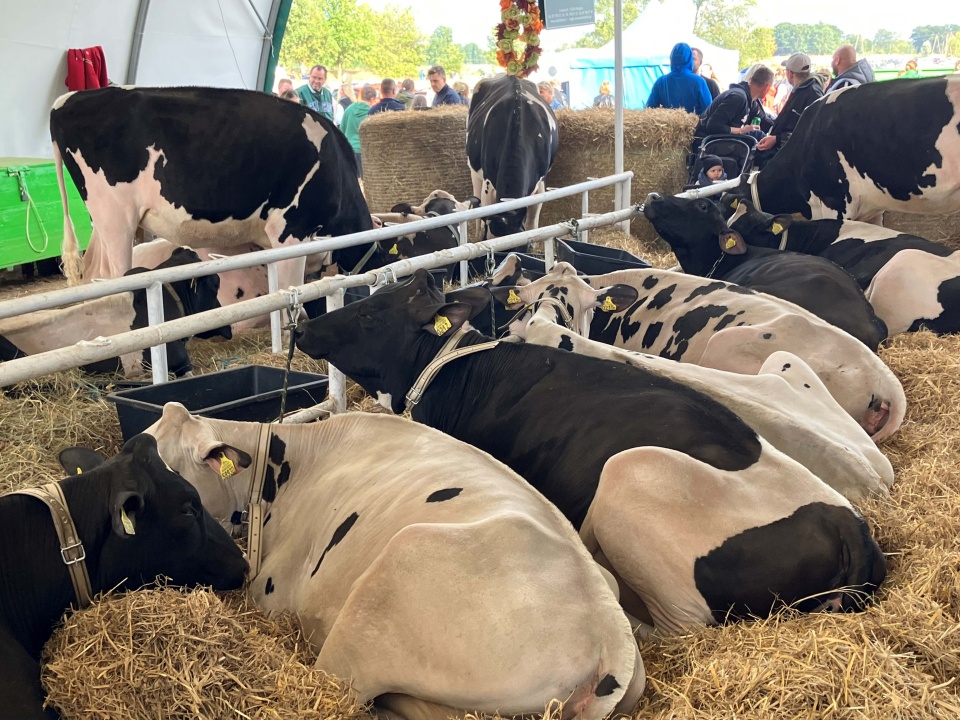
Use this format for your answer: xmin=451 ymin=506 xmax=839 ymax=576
xmin=555 ymin=0 xmax=740 ymax=109
xmin=1 ymin=0 xmax=290 ymax=159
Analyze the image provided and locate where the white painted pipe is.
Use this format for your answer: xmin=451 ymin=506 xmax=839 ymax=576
xmin=268 ymin=262 xmax=281 ymax=353
xmin=0 ymin=206 xmax=640 ymax=388
xmin=619 ymin=176 xmax=633 ymax=235
xmin=581 ymin=190 xmax=590 ymax=244
xmin=458 ymin=220 xmax=469 ymax=287
xmin=325 ymin=288 xmax=346 ymax=413
xmin=673 ymin=177 xmax=740 ymax=200
xmin=0 ymin=172 xmax=634 ymax=323
xmin=281 ymin=399 xmax=338 ymax=424
xmin=146 ymin=282 xmax=168 ymax=383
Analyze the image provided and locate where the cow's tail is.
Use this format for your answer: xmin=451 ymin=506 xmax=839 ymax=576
xmin=53 ymin=141 xmax=82 ymax=285
xmin=562 ymin=636 xmax=645 ymax=719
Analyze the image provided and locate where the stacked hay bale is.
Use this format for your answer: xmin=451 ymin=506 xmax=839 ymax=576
xmin=884 ymin=211 xmax=960 ymax=251
xmin=359 ymin=106 xmax=472 ymax=212
xmin=540 ymin=109 xmax=697 ymax=244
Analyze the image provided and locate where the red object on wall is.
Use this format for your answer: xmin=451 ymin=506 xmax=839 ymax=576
xmin=66 ymin=47 xmax=108 ymax=91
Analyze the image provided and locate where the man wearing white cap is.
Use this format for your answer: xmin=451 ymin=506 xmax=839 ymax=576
xmin=755 ymin=52 xmax=824 ymax=166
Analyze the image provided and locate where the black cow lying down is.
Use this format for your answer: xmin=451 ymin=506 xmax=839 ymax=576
xmin=0 ymin=248 xmax=229 ymax=378
xmin=643 ymin=193 xmax=888 ymax=350
xmin=0 ymin=435 xmax=246 ymax=720
xmin=715 ymin=196 xmax=960 ymax=336
xmin=295 ymin=270 xmax=886 ymax=635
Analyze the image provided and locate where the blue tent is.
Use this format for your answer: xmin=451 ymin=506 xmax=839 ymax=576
xmin=565 ymin=53 xmax=671 ymax=110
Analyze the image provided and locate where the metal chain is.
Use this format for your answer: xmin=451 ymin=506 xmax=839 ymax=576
xmin=277 ymin=288 xmax=302 ymax=422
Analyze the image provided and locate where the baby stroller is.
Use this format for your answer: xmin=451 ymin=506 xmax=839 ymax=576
xmin=685 ymin=134 xmax=758 ymax=189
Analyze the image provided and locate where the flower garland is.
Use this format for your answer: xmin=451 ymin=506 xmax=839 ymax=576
xmin=495 ymin=0 xmax=543 ymax=79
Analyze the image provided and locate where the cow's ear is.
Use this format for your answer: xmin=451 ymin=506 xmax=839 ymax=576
xmin=421 ymin=302 xmax=473 ymax=337
xmin=719 ymin=230 xmax=747 ymax=255
xmin=203 ymin=445 xmax=252 ymax=480
xmin=490 ymin=285 xmax=525 ymax=310
xmin=110 ymin=491 xmax=144 ymax=538
xmin=456 ymin=196 xmax=480 ymax=211
xmin=594 ymin=284 xmax=639 ymax=313
xmin=767 ymin=215 xmax=794 ymax=236
xmin=59 ymin=447 xmax=105 ymax=476
xmin=445 ymin=286 xmax=492 ymax=318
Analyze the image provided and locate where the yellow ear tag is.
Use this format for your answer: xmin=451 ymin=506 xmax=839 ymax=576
xmin=434 ymin=315 xmax=452 ymax=335
xmin=507 ymin=289 xmax=522 ymax=305
xmin=731 ymin=199 xmax=739 ymax=209
xmin=600 ymin=296 xmax=617 ymax=312
xmin=219 ymin=453 xmax=237 ymax=480
xmin=725 ymin=237 xmax=738 ymax=250
xmin=388 ymin=244 xmax=398 ymax=255
xmin=120 ymin=507 xmax=136 ymax=535
xmin=76 ymin=467 xmax=82 ymax=475
xmin=771 ymin=222 xmax=784 ymax=235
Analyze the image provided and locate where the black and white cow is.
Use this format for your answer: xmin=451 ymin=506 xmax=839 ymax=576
xmin=295 ymin=270 xmax=887 ymax=636
xmin=0 ymin=248 xmax=226 ymax=378
xmin=482 ymin=277 xmax=893 ymax=501
xmin=50 ymin=86 xmax=373 ymax=287
xmin=1 ymin=434 xmax=246 ymax=720
xmin=712 ymin=198 xmax=960 ymax=335
xmin=489 ymin=262 xmax=905 ymax=440
xmin=467 ymin=75 xmax=559 ymax=238
xmin=643 ymin=192 xmax=888 ymax=349
xmin=737 ymin=76 xmax=960 ymax=222
xmin=145 ymin=405 xmax=645 ymax=719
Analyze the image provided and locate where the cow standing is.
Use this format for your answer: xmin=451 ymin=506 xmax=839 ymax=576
xmin=738 ymin=76 xmax=960 ymax=222
xmin=50 ymin=86 xmax=373 ymax=287
xmin=1 ymin=435 xmax=246 ymax=720
xmin=642 ymin=192 xmax=888 ymax=349
xmin=467 ymin=75 xmax=558 ymax=238
xmin=146 ymin=405 xmax=644 ymax=719
xmin=295 ymin=270 xmax=886 ymax=636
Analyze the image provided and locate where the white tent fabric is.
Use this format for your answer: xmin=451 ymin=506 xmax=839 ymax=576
xmin=600 ymin=0 xmax=740 ymax=88
xmin=1 ymin=0 xmax=281 ymax=159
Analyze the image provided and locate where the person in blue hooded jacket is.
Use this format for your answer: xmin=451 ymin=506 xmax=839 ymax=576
xmin=645 ymin=43 xmax=712 ymax=115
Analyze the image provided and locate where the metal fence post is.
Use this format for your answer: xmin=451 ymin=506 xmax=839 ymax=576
xmin=459 ymin=220 xmax=469 ymax=287
xmin=325 ymin=288 xmax=347 ymax=413
xmin=619 ymin=175 xmax=632 ymax=236
xmin=581 ymin=190 xmax=590 ymax=243
xmin=267 ymin=262 xmax=281 ymax=353
xmin=145 ymin=282 xmax=169 ymax=384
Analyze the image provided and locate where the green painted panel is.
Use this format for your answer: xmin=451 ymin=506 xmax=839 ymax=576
xmin=0 ymin=158 xmax=92 ymax=270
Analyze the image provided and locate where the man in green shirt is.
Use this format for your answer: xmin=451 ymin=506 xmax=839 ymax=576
xmin=296 ymin=64 xmax=335 ymax=121
xmin=340 ymin=86 xmax=376 ymax=178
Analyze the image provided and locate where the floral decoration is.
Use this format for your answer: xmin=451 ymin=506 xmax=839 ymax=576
xmin=495 ymin=0 xmax=543 ymax=79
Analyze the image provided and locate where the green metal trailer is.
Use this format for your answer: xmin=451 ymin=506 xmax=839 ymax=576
xmin=0 ymin=157 xmax=92 ymax=271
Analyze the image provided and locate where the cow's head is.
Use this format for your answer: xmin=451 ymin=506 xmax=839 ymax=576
xmin=396 ymin=190 xmax=480 ymax=217
xmin=144 ymin=403 xmax=253 ymax=534
xmin=643 ymin=192 xmax=750 ymax=276
xmin=718 ymin=197 xmax=798 ymax=250
xmin=486 ymin=207 xmax=528 ymax=239
xmin=489 ymin=262 xmax=638 ymax=337
xmin=295 ymin=269 xmax=490 ymax=414
xmin=58 ymin=433 xmax=247 ymax=592
xmin=161 ymin=247 xmax=232 ymax=341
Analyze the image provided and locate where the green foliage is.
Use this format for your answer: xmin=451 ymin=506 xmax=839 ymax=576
xmin=567 ymin=0 xmax=648 ymax=49
xmin=910 ymin=25 xmax=960 ymax=53
xmin=772 ymin=22 xmax=843 ymax=55
xmin=425 ymin=26 xmax=464 ymax=74
xmin=368 ymin=5 xmax=425 ymax=77
xmin=694 ymin=0 xmax=765 ymax=67
xmin=741 ymin=26 xmax=776 ymax=67
xmin=461 ymin=43 xmax=487 ymax=65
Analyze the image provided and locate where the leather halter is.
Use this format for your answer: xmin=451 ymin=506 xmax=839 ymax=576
xmin=241 ymin=423 xmax=275 ymax=580
xmin=13 ymin=483 xmax=93 ymax=608
xmin=405 ymin=327 xmax=499 ymax=410
xmin=747 ymin=170 xmax=763 ymax=213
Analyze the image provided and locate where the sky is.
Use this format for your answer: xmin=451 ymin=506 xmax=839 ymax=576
xmin=360 ymin=0 xmax=954 ymax=52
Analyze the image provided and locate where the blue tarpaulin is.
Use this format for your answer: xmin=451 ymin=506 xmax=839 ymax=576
xmin=564 ymin=53 xmax=671 ymax=109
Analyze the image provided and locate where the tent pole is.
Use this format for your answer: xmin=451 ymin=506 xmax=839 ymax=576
xmin=258 ymin=0 xmax=293 ymax=93
xmin=614 ymin=0 xmax=624 ymax=187
xmin=125 ymin=0 xmax=151 ymax=84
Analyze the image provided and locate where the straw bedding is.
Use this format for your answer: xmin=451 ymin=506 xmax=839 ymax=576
xmin=3 ymin=234 xmax=960 ymax=718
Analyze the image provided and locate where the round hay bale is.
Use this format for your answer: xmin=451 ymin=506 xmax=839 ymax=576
xmin=540 ymin=109 xmax=696 ymax=244
xmin=360 ymin=106 xmax=473 ymax=212
xmin=883 ymin=211 xmax=960 ymax=251
xmin=42 ymin=587 xmax=372 ymax=720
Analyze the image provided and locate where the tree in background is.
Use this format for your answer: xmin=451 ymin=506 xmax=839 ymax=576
xmin=910 ymin=25 xmax=960 ymax=53
xmin=871 ymin=29 xmax=913 ymax=55
xmin=461 ymin=43 xmax=487 ymax=65
xmin=425 ymin=26 xmax=465 ymax=74
xmin=773 ymin=22 xmax=843 ymax=55
xmin=567 ymin=0 xmax=647 ymax=49
xmin=279 ymin=0 xmax=378 ymax=79
xmin=368 ymin=5 xmax=425 ymax=77
xmin=695 ymin=0 xmax=774 ymax=67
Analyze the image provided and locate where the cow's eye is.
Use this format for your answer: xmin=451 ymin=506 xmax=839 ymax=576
xmin=696 ymin=201 xmax=710 ymax=212
xmin=181 ymin=501 xmax=200 ymax=519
